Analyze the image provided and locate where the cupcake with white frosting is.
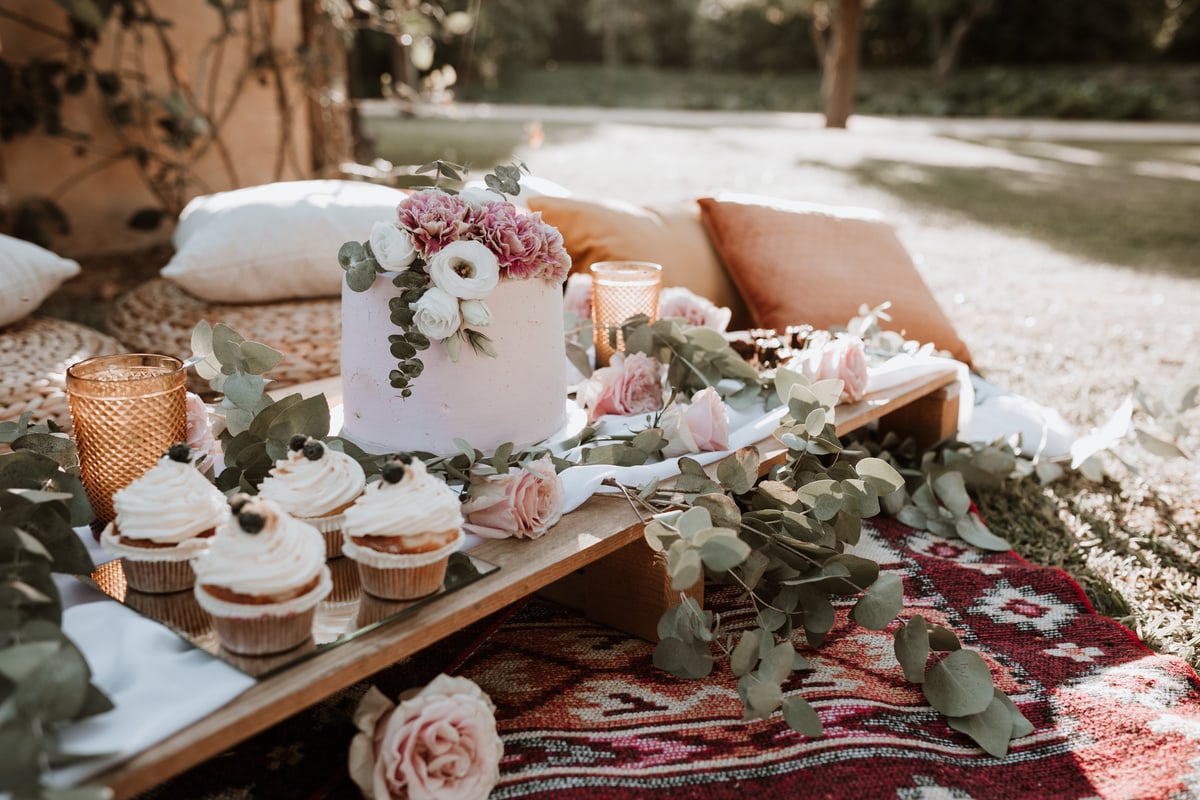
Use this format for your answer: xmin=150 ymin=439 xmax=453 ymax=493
xmin=343 ymin=455 xmax=464 ymax=600
xmin=192 ymin=496 xmax=332 ymax=655
xmin=258 ymin=435 xmax=366 ymax=558
xmin=101 ymin=443 xmax=228 ymax=593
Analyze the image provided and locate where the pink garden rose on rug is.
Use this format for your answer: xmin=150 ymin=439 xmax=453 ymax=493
xmin=349 ymin=675 xmax=503 ymax=800
xmin=462 ymin=454 xmax=564 ymax=540
xmin=578 ymin=351 xmax=664 ymax=422
xmin=660 ymin=387 xmax=731 ymax=458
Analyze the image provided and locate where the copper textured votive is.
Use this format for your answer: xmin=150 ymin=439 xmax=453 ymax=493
xmin=590 ymin=261 xmax=663 ymax=367
xmin=66 ymin=354 xmax=187 ymax=524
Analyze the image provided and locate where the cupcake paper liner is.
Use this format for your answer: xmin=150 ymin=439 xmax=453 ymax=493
xmin=355 ymin=558 xmax=450 ymax=601
xmin=306 ymin=512 xmax=347 ymax=559
xmin=211 ymin=608 xmax=318 ymax=656
xmin=122 ymin=558 xmax=197 ymax=594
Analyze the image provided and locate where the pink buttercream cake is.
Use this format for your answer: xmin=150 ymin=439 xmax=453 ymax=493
xmin=340 ymin=276 xmax=567 ymax=455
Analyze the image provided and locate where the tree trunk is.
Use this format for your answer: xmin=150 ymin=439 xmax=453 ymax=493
xmin=823 ymin=0 xmax=862 ymax=129
xmin=299 ymin=0 xmax=359 ymax=175
xmin=932 ymin=0 xmax=992 ymax=88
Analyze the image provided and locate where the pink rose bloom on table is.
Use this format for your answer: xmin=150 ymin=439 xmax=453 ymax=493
xmin=660 ymin=387 xmax=731 ymax=458
xmin=184 ymin=392 xmax=221 ymax=471
xmin=349 ymin=675 xmax=503 ymax=800
xmin=799 ymin=333 xmax=870 ymax=403
xmin=577 ymin=351 xmax=664 ymax=422
xmin=563 ymin=272 xmax=592 ymax=322
xmin=462 ymin=454 xmax=564 ymax=540
xmin=658 ymin=286 xmax=733 ymax=333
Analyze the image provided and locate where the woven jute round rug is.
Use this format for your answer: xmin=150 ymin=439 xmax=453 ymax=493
xmin=107 ymin=279 xmax=341 ymax=393
xmin=0 ymin=316 xmax=125 ymax=429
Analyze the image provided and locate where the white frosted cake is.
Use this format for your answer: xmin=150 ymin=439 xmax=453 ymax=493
xmin=341 ymin=276 xmax=566 ymax=454
xmin=337 ymin=185 xmax=570 ymax=456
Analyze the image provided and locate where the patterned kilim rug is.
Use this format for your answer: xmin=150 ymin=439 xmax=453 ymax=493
xmin=139 ymin=518 xmax=1200 ymax=800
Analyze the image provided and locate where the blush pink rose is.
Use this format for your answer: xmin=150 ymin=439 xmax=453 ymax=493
xmin=184 ymin=392 xmax=221 ymax=471
xmin=804 ymin=334 xmax=870 ymax=403
xmin=349 ymin=676 xmax=503 ymax=800
xmin=658 ymin=286 xmax=733 ymax=333
xmin=577 ymin=351 xmax=664 ymax=422
xmin=563 ymin=273 xmax=592 ymax=322
xmin=660 ymin=387 xmax=730 ymax=458
xmin=461 ymin=454 xmax=564 ymax=540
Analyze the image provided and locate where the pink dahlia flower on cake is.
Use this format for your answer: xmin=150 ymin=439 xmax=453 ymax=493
xmin=396 ymin=189 xmax=474 ymax=255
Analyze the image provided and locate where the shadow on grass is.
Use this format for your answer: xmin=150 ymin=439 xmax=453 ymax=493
xmin=845 ymin=139 xmax=1200 ymax=279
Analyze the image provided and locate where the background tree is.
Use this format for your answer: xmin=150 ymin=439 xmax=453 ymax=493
xmin=822 ymin=0 xmax=864 ymax=128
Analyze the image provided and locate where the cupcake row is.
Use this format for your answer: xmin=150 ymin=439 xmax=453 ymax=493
xmin=100 ymin=440 xmax=466 ymax=655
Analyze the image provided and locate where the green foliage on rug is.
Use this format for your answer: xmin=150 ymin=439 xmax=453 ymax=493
xmin=0 ymin=450 xmax=112 ymax=799
xmin=636 ymin=372 xmax=1032 ymax=757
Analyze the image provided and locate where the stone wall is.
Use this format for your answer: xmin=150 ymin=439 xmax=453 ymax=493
xmin=0 ymin=1 xmax=315 ymax=257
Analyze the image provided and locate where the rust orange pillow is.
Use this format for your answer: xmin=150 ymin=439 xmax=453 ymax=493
xmin=528 ymin=196 xmax=751 ymax=330
xmin=697 ymin=196 xmax=972 ymax=365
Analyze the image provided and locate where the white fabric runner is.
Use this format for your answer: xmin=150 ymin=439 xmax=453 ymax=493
xmin=52 ymin=354 xmax=967 ymax=787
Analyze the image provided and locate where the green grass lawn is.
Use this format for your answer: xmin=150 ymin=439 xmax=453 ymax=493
xmin=847 ymin=139 xmax=1200 ymax=277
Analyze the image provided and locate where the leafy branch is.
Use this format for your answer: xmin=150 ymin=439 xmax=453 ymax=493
xmin=626 ymin=371 xmax=1031 ymax=757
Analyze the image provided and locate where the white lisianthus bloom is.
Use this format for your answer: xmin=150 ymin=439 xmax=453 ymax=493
xmin=412 ymin=287 xmax=462 ymax=341
xmin=461 ymin=298 xmax=493 ymax=327
xmin=369 ymin=221 xmax=417 ymax=271
xmin=427 ymin=240 xmax=500 ymax=300
xmin=459 ymin=186 xmax=506 ymax=208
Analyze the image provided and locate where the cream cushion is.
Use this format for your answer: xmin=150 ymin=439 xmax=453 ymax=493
xmin=0 ymin=234 xmax=81 ymax=328
xmin=161 ymin=180 xmax=409 ymax=303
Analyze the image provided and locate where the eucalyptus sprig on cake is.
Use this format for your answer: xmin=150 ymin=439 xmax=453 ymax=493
xmin=627 ymin=371 xmax=1031 ymax=757
xmin=338 ymin=161 xmax=571 ymax=397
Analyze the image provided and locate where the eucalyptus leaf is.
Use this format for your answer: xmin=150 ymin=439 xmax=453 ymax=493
xmin=928 ymin=624 xmax=962 ymax=652
xmin=993 ymin=688 xmax=1034 ymax=739
xmin=653 ymin=636 xmax=713 ymax=679
xmin=782 ymin=696 xmax=824 ymax=737
xmin=676 ymin=507 xmax=714 ymax=540
xmin=698 ymin=534 xmax=751 ymax=573
xmin=852 ymin=573 xmax=903 ymax=630
xmin=730 ymin=630 xmax=761 ymax=677
xmin=744 ymin=677 xmax=783 ymax=720
xmin=0 ymin=641 xmax=59 ymax=683
xmin=15 ymin=641 xmax=89 ymax=722
xmin=668 ymin=546 xmax=703 ymax=592
xmin=947 ymin=696 xmax=1014 ymax=758
xmin=239 ymin=340 xmax=283 ymax=375
xmin=693 ymin=493 xmax=742 ymax=531
xmin=923 ymin=649 xmax=994 ymax=717
xmin=1134 ymin=428 xmax=1188 ymax=459
xmin=716 ymin=448 xmax=759 ymax=496
xmin=955 ymin=515 xmax=1011 ymax=552
xmin=759 ymin=641 xmax=795 ymax=683
xmin=932 ymin=470 xmax=972 ymax=517
xmin=894 ymin=615 xmax=931 ymax=683
xmin=855 ymin=457 xmax=905 ymax=495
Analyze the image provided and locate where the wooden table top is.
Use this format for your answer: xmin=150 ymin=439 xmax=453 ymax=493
xmin=95 ymin=367 xmax=958 ymax=798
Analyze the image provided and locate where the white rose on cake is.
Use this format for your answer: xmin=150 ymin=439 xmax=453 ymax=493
xmin=428 ymin=240 xmax=500 ymax=300
xmin=461 ymin=299 xmax=493 ymax=327
xmin=413 ymin=287 xmax=462 ymax=341
xmin=368 ymin=222 xmax=417 ymax=271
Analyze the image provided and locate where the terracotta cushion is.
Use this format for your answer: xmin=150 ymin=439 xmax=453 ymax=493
xmin=698 ymin=195 xmax=972 ymax=365
xmin=528 ymin=196 xmax=751 ymax=330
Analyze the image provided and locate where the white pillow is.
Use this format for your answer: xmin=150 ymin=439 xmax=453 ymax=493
xmin=0 ymin=234 xmax=81 ymax=328
xmin=161 ymin=180 xmax=409 ymax=303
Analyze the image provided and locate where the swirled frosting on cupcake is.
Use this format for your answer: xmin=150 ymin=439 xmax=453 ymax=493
xmin=102 ymin=447 xmax=227 ymax=555
xmin=258 ymin=437 xmax=365 ymax=519
xmin=193 ymin=498 xmax=328 ymax=600
xmin=344 ymin=456 xmax=463 ymax=545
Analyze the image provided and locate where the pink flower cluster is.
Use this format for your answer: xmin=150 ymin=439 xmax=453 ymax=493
xmin=660 ymin=387 xmax=730 ymax=457
xmin=797 ymin=333 xmax=870 ymax=403
xmin=396 ymin=189 xmax=570 ymax=283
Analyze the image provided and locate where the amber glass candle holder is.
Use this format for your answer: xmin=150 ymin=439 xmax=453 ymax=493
xmin=66 ymin=354 xmax=187 ymax=524
xmin=590 ymin=261 xmax=663 ymax=367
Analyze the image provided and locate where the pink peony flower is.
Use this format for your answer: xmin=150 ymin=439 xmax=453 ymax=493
xmin=660 ymin=387 xmax=730 ymax=458
xmin=349 ymin=675 xmax=502 ymax=800
xmin=396 ymin=190 xmax=474 ymax=256
xmin=658 ymin=286 xmax=733 ymax=333
xmin=802 ymin=333 xmax=870 ymax=403
xmin=578 ymin=351 xmax=664 ymax=422
xmin=462 ymin=454 xmax=564 ymax=540
xmin=563 ymin=273 xmax=592 ymax=322
xmin=184 ymin=392 xmax=221 ymax=471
